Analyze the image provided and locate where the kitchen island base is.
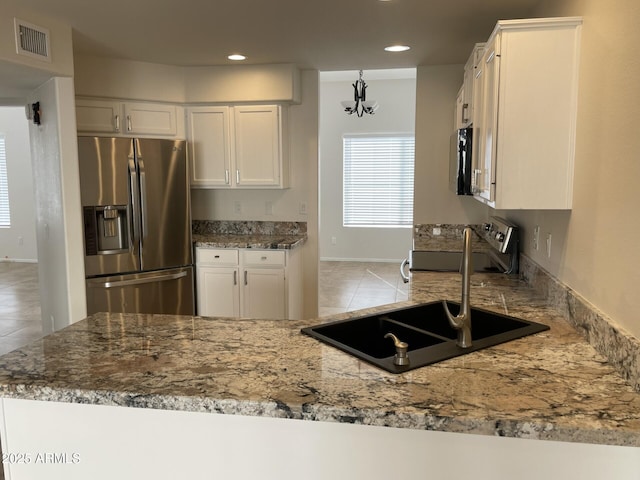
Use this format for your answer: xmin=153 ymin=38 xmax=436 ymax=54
xmin=1 ymin=399 xmax=638 ymax=479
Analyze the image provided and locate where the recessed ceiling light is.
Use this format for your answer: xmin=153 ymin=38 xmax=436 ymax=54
xmin=384 ymin=45 xmax=411 ymax=52
xmin=228 ymin=54 xmax=246 ymax=61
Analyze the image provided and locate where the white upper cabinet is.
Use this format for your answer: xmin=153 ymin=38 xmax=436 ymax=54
xmin=76 ymin=99 xmax=122 ymax=134
xmin=123 ymin=102 xmax=177 ymax=136
xmin=454 ymin=86 xmax=465 ymax=130
xmin=461 ymin=43 xmax=485 ymax=127
xmin=187 ymin=106 xmax=232 ymax=187
xmin=233 ymin=105 xmax=283 ymax=187
xmin=76 ymin=98 xmax=180 ymax=137
xmin=187 ymin=104 xmax=289 ymax=189
xmin=471 ymin=17 xmax=582 ymax=210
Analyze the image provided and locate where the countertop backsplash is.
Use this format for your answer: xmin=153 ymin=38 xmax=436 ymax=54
xmin=520 ymin=254 xmax=640 ymax=392
xmin=413 ymin=224 xmax=491 ymax=252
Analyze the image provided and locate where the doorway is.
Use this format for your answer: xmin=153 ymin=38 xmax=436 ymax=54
xmin=318 ymin=69 xmax=416 ymax=314
xmin=318 ymin=69 xmax=416 ymax=262
xmin=0 ymin=106 xmax=42 ymax=353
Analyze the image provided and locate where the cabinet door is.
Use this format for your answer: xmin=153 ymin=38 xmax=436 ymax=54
xmin=241 ymin=268 xmax=285 ymax=319
xmin=462 ymin=43 xmax=485 ymax=127
xmin=474 ymin=36 xmax=500 ymax=204
xmin=124 ymin=102 xmax=177 ymax=136
xmin=454 ymin=87 xmax=465 ymax=130
xmin=187 ymin=107 xmax=232 ymax=187
xmin=233 ymin=105 xmax=282 ymax=187
xmin=196 ymin=266 xmax=240 ymax=317
xmin=76 ymin=99 xmax=122 ymax=133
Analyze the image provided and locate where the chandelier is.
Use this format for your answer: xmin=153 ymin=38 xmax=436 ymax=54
xmin=341 ymin=70 xmax=378 ymax=117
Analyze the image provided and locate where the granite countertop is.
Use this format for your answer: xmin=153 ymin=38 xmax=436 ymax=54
xmin=193 ymin=232 xmax=306 ymax=250
xmin=1 ymin=272 xmax=639 ymax=447
xmin=192 ymin=220 xmax=307 ymax=250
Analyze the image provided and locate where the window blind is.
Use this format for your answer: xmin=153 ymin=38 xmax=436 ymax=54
xmin=0 ymin=136 xmax=10 ymax=228
xmin=343 ymin=134 xmax=414 ymax=227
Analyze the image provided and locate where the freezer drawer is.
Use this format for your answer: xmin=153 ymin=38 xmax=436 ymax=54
xmin=86 ymin=266 xmax=194 ymax=315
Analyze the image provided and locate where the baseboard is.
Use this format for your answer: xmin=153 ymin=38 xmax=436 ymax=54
xmin=0 ymin=258 xmax=38 ymax=263
xmin=320 ymin=257 xmax=405 ymax=264
xmin=520 ymin=254 xmax=640 ymax=392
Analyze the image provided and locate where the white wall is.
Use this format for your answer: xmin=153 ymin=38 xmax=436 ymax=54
xmin=0 ymin=107 xmax=37 ymax=261
xmin=0 ymin=0 xmax=74 ymax=103
xmin=74 ymin=55 xmax=300 ymax=104
xmin=497 ymin=0 xmax=640 ymax=339
xmin=28 ymin=77 xmax=86 ymax=333
xmin=413 ymin=65 xmax=488 ymax=225
xmin=319 ymin=73 xmax=416 ymax=262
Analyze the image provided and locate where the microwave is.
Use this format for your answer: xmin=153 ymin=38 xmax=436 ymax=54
xmin=449 ymin=127 xmax=473 ymax=195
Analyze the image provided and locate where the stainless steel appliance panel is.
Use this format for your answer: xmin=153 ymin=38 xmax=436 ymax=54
xmin=85 ymin=266 xmax=194 ymax=315
xmin=78 ymin=137 xmax=139 ymax=277
xmin=135 ymin=139 xmax=192 ymax=271
xmin=449 ymin=127 xmax=473 ymax=195
xmin=410 ymin=250 xmax=493 ymax=272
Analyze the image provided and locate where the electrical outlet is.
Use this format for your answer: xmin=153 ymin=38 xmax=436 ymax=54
xmin=265 ymin=201 xmax=273 ymax=215
xmin=299 ymin=202 xmax=308 ymax=215
xmin=331 ymin=236 xmax=337 ymax=245
xmin=533 ymin=226 xmax=540 ymax=251
xmin=18 ymin=236 xmax=24 ymax=245
xmin=234 ymin=201 xmax=242 ymax=214
xmin=546 ymin=233 xmax=552 ymax=258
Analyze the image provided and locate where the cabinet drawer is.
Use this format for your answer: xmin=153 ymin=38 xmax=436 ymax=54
xmin=196 ymin=248 xmax=238 ymax=265
xmin=242 ymin=250 xmax=285 ymax=267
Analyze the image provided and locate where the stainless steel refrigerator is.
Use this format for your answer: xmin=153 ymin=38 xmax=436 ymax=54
xmin=78 ymin=136 xmax=195 ymax=315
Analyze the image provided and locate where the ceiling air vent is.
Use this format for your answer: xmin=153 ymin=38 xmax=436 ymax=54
xmin=14 ymin=19 xmax=51 ymax=62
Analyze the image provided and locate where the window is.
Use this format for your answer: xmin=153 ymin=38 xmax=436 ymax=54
xmin=0 ymin=136 xmax=10 ymax=228
xmin=343 ymin=134 xmax=414 ymax=227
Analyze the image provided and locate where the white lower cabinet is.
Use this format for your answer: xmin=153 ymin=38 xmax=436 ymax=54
xmin=242 ymin=268 xmax=285 ymax=319
xmin=196 ymin=247 xmax=301 ymax=319
xmin=197 ymin=267 xmax=240 ymax=318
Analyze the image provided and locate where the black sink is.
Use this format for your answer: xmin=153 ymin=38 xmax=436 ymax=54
xmin=301 ymin=301 xmax=550 ymax=373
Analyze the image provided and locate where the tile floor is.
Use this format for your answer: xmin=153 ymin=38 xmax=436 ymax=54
xmin=0 ymin=260 xmax=407 ymax=357
xmin=0 ymin=262 xmax=43 ymax=356
xmin=318 ymin=260 xmax=409 ymax=317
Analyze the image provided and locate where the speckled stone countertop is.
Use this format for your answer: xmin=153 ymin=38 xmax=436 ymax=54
xmin=192 ymin=220 xmax=307 ymax=249
xmin=193 ymin=233 xmax=306 ymax=249
xmin=1 ymin=272 xmax=640 ymax=447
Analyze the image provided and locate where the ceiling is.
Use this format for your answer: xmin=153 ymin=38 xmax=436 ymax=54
xmin=14 ymin=0 xmax=541 ymax=70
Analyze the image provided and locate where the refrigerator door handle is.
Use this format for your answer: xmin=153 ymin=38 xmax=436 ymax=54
xmin=87 ymin=270 xmax=188 ymax=289
xmin=128 ymin=157 xmax=141 ymax=255
xmin=138 ymin=156 xmax=148 ymax=245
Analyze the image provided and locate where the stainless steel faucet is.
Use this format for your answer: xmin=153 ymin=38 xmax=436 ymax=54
xmin=443 ymin=227 xmax=473 ymax=348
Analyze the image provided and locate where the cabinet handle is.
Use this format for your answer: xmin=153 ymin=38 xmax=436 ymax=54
xmin=244 ymin=270 xmax=248 ymax=286
xmin=127 ymin=115 xmax=132 ymax=132
xmin=114 ymin=115 xmax=120 ymax=132
xmin=472 ymin=169 xmax=481 ymax=194
xmin=236 ymin=169 xmax=240 ymax=185
xmin=233 ymin=270 xmax=237 ymax=285
xmin=225 ymin=169 xmax=230 ymax=185
xmin=462 ymin=103 xmax=469 ymax=124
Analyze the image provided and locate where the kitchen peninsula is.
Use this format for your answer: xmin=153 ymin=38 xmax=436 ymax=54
xmin=0 ymin=269 xmax=639 ymax=479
